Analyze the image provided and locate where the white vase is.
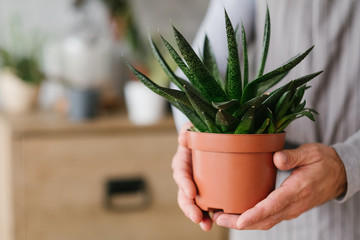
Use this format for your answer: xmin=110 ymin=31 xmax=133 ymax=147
xmin=124 ymin=81 xmax=167 ymax=125
xmin=0 ymin=70 xmax=39 ymax=115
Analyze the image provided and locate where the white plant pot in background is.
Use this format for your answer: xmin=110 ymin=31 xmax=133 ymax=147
xmin=0 ymin=70 xmax=38 ymax=115
xmin=124 ymin=81 xmax=167 ymax=125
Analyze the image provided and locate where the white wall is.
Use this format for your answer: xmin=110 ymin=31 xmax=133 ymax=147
xmin=0 ymin=0 xmax=209 ymax=41
xmin=0 ymin=0 xmax=209 ymax=108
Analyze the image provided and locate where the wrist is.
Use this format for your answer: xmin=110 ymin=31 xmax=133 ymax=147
xmin=331 ymin=147 xmax=348 ymax=198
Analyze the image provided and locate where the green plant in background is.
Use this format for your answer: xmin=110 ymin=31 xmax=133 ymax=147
xmin=0 ymin=18 xmax=44 ymax=85
xmin=126 ymin=6 xmax=321 ymax=134
xmin=100 ymin=0 xmax=143 ymax=54
xmin=0 ymin=49 xmax=44 ymax=85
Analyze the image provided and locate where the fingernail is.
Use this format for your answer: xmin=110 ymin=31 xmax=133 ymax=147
xmin=199 ymin=221 xmax=211 ymax=231
xmin=277 ymin=151 xmax=288 ymax=164
xmin=217 ymin=218 xmax=229 ymax=227
xmin=236 ymin=220 xmax=245 ymax=230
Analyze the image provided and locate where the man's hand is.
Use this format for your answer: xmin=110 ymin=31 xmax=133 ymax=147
xmin=171 ymin=122 xmax=214 ymax=231
xmin=213 ymin=143 xmax=347 ymax=230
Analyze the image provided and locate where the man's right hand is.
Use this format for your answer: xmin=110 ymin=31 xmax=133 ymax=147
xmin=171 ymin=122 xmax=213 ymax=231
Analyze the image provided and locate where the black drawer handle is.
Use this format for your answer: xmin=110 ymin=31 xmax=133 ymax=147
xmin=104 ymin=177 xmax=151 ymax=212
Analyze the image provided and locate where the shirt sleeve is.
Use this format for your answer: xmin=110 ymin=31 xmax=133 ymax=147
xmin=172 ymin=0 xmax=256 ymax=131
xmin=333 ymin=130 xmax=360 ymax=203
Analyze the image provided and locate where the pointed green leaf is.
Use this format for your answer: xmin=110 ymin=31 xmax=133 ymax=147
xmin=184 ymin=86 xmax=220 ymax=133
xmin=203 ymin=35 xmax=223 ymax=88
xmin=176 ymin=76 xmax=203 ymax=96
xmin=149 ymin=35 xmax=200 ymax=95
xmin=189 ymin=126 xmax=201 ymax=132
xmin=160 ymin=35 xmax=194 ymax=82
xmin=306 ymin=107 xmax=319 ymax=115
xmin=212 ymin=99 xmax=240 ymax=110
xmin=255 ymin=118 xmax=270 ymax=134
xmin=276 ymin=109 xmax=316 ymax=132
xmin=224 ymin=63 xmax=229 ymax=90
xmin=290 ymin=109 xmax=317 ymax=122
xmin=257 ymin=71 xmax=289 ymax=95
xmin=255 ymin=5 xmax=271 ymax=78
xmin=302 ymin=111 xmax=316 ymax=121
xmin=234 ymin=106 xmax=255 ymax=134
xmin=160 ymin=36 xmax=203 ymax=92
xmin=126 ymin=62 xmax=191 ymax=108
xmin=174 ymin=101 xmax=209 ymax=132
xmin=172 ymin=25 xmax=227 ymax=102
xmin=127 ymin=62 xmax=209 ymax=133
xmin=183 ymin=85 xmax=217 ymax=118
xmin=260 ymin=71 xmax=322 ymax=111
xmin=253 ymin=71 xmax=321 ymax=127
xmin=233 ymin=94 xmax=269 ymax=118
xmin=241 ymin=46 xmax=315 ymax=103
xmin=275 ymin=118 xmax=294 ymax=133
xmin=294 ymin=100 xmax=307 ymax=113
xmin=159 ymin=36 xmax=204 ymax=97
xmin=275 ymin=91 xmax=290 ymax=113
xmin=224 ymin=10 xmax=242 ymax=101
xmin=241 ymin=23 xmax=249 ymax=87
xmin=291 ymin=84 xmax=307 ymax=110
xmin=148 ymin=35 xmax=184 ymax=90
xmin=234 ymin=24 xmax=240 ymax=44
xmin=275 ymin=91 xmax=294 ymax=120
xmin=266 ymin=108 xmax=276 ymax=133
xmin=203 ymin=114 xmax=221 ymax=133
xmin=215 ymin=110 xmax=240 ymax=132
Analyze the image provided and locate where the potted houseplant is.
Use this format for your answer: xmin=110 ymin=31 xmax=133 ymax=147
xmin=126 ymin=6 xmax=322 ymax=214
xmin=0 ymin=20 xmax=44 ymax=114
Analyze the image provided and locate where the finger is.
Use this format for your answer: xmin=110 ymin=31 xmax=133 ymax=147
xmin=178 ymin=189 xmax=203 ymax=224
xmin=239 ymin=211 xmax=284 ymax=230
xmin=213 ymin=212 xmax=241 ymax=229
xmin=171 ymin=144 xmax=192 ymax=171
xmin=213 ymin=181 xmax=299 ymax=230
xmin=236 ymin=183 xmax=297 ymax=229
xmin=199 ymin=211 xmax=213 ymax=231
xmin=274 ymin=146 xmax=309 ymax=171
xmin=173 ymin=167 xmax=197 ymax=199
xmin=172 ymin=145 xmax=197 ymax=199
xmin=240 ymin=196 xmax=309 ymax=230
xmin=212 ymin=210 xmax=224 ymax=222
xmin=178 ymin=122 xmax=193 ymax=147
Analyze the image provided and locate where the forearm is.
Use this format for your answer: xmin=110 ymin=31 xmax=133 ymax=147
xmin=333 ymin=130 xmax=360 ymax=202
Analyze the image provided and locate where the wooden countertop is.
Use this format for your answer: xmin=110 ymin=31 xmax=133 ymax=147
xmin=0 ymin=111 xmax=177 ymax=137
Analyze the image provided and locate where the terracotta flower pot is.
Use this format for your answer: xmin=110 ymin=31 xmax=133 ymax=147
xmin=187 ymin=131 xmax=286 ymax=214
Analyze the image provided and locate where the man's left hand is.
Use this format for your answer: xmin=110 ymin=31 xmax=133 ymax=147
xmin=212 ymin=143 xmax=347 ymax=230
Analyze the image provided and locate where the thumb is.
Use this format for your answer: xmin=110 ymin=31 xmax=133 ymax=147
xmin=178 ymin=122 xmax=193 ymax=147
xmin=274 ymin=147 xmax=307 ymax=171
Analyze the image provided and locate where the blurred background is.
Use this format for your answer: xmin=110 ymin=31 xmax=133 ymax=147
xmin=0 ymin=0 xmax=208 ymax=119
xmin=0 ymin=0 xmax=227 ymax=239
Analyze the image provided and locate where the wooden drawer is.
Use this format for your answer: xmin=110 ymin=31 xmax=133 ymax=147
xmin=0 ymin=112 xmax=226 ymax=240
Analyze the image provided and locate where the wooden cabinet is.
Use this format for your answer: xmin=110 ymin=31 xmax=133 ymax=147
xmin=0 ymin=112 xmax=226 ymax=240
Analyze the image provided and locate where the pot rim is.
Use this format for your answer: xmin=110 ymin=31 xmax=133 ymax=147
xmin=187 ymin=130 xmax=286 ymax=153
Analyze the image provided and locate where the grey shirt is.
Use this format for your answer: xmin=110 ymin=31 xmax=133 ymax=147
xmin=173 ymin=0 xmax=360 ymax=239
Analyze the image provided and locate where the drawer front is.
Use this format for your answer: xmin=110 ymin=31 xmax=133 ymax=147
xmin=20 ymin=132 xmax=225 ymax=240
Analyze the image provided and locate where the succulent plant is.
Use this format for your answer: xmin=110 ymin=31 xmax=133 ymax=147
xmin=126 ymin=6 xmax=321 ymax=134
xmin=0 ymin=19 xmax=44 ymax=85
